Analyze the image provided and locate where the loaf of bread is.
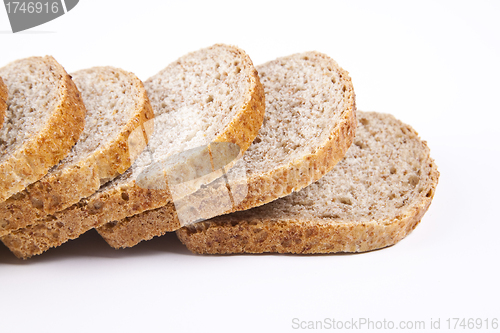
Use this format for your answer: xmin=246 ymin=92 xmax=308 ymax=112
xmin=176 ymin=112 xmax=439 ymax=254
xmin=0 ymin=56 xmax=86 ymax=203
xmin=0 ymin=66 xmax=153 ymax=237
xmin=97 ymin=51 xmax=357 ymax=249
xmin=0 ymin=49 xmax=440 ymax=259
xmin=3 ymin=44 xmax=265 ymax=259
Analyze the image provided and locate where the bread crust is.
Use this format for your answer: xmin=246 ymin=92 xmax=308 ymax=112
xmin=176 ymin=113 xmax=440 ymax=254
xmin=176 ymin=164 xmax=439 ymax=254
xmin=0 ymin=67 xmax=154 ymax=236
xmin=0 ymin=56 xmax=86 ymax=203
xmin=97 ymin=52 xmax=356 ymax=249
xmin=212 ymin=45 xmax=266 ymax=153
xmin=2 ymin=45 xmax=265 ymax=258
xmin=96 ymin=202 xmax=179 ymax=249
xmin=0 ymin=77 xmax=7 ymax=130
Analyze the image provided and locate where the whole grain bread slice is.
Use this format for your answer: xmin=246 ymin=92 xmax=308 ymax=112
xmin=176 ymin=112 xmax=439 ymax=254
xmin=2 ymin=44 xmax=265 ymax=259
xmin=0 ymin=76 xmax=7 ymax=129
xmin=97 ymin=51 xmax=357 ymax=249
xmin=0 ymin=66 xmax=153 ymax=236
xmin=0 ymin=56 xmax=86 ymax=203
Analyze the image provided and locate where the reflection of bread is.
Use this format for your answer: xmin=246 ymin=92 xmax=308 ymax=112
xmin=0 ymin=56 xmax=86 ymax=203
xmin=0 ymin=76 xmax=7 ymax=130
xmin=3 ymin=44 xmax=265 ymax=259
xmin=177 ymin=112 xmax=439 ymax=254
xmin=98 ymin=51 xmax=356 ymax=249
xmin=0 ymin=67 xmax=153 ymax=237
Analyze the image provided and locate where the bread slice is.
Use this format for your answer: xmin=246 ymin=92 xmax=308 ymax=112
xmin=0 ymin=56 xmax=86 ymax=203
xmin=2 ymin=44 xmax=265 ymax=259
xmin=97 ymin=51 xmax=357 ymax=249
xmin=0 ymin=66 xmax=153 ymax=237
xmin=0 ymin=76 xmax=7 ymax=129
xmin=176 ymin=112 xmax=439 ymax=254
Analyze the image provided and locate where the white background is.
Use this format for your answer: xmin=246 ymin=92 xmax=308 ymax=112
xmin=1 ymin=1 xmax=499 ymax=332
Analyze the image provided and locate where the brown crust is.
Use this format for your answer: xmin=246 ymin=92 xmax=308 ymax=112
xmin=90 ymin=69 xmax=154 ymax=181
xmin=98 ymin=202 xmax=179 ymax=249
xmin=230 ymin=64 xmax=356 ymax=212
xmin=0 ymin=68 xmax=154 ymax=236
xmin=2 ymin=45 xmax=265 ymax=258
xmin=2 ymin=201 xmax=104 ymax=258
xmin=98 ymin=52 xmax=356 ymax=249
xmin=176 ymin=149 xmax=440 ymax=254
xmin=0 ymin=56 xmax=86 ymax=203
xmin=0 ymin=76 xmax=7 ymax=130
xmin=211 ymin=45 xmax=266 ymax=152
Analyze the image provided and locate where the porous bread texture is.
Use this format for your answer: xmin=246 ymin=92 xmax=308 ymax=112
xmin=0 ymin=76 xmax=7 ymax=129
xmin=0 ymin=56 xmax=86 ymax=203
xmin=62 ymin=67 xmax=153 ymax=174
xmin=0 ymin=67 xmax=153 ymax=236
xmin=97 ymin=51 xmax=356 ymax=249
xmin=176 ymin=112 xmax=440 ymax=254
xmin=2 ymin=44 xmax=265 ymax=259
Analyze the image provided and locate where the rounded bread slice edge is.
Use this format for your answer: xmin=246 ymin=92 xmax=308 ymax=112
xmin=176 ymin=112 xmax=440 ymax=254
xmin=0 ymin=56 xmax=86 ymax=203
xmin=0 ymin=66 xmax=154 ymax=236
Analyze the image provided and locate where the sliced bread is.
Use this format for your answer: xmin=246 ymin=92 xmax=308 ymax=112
xmin=0 ymin=56 xmax=86 ymax=203
xmin=97 ymin=51 xmax=357 ymax=249
xmin=2 ymin=44 xmax=265 ymax=259
xmin=0 ymin=66 xmax=153 ymax=236
xmin=176 ymin=112 xmax=439 ymax=254
xmin=0 ymin=76 xmax=7 ymax=129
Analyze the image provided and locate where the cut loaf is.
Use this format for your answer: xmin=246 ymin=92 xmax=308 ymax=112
xmin=0 ymin=56 xmax=86 ymax=203
xmin=177 ymin=112 xmax=439 ymax=254
xmin=3 ymin=44 xmax=265 ymax=259
xmin=0 ymin=66 xmax=153 ymax=236
xmin=0 ymin=76 xmax=7 ymax=129
xmin=97 ymin=51 xmax=357 ymax=248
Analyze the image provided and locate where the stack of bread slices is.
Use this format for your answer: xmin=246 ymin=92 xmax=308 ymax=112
xmin=0 ymin=44 xmax=438 ymax=259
